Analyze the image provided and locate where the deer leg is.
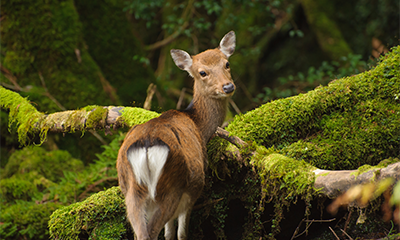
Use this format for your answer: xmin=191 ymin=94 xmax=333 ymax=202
xmin=177 ymin=206 xmax=192 ymax=240
xmin=147 ymin=193 xmax=182 ymax=240
xmin=125 ymin=190 xmax=149 ymax=240
xmin=164 ymin=219 xmax=176 ymax=240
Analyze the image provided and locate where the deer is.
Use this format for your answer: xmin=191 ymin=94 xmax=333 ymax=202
xmin=116 ymin=31 xmax=236 ymax=240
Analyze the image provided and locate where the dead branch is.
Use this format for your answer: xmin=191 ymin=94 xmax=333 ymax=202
xmin=291 ymin=218 xmax=336 ymax=240
xmin=314 ymin=162 xmax=400 ymax=198
xmin=1 ymin=65 xmax=22 ymax=91
xmin=329 ymin=226 xmax=340 ymax=240
xmin=143 ymin=83 xmax=157 ymax=110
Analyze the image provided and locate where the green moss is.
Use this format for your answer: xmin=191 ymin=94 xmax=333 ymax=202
xmin=0 ymin=201 xmax=62 ymax=240
xmin=119 ymin=107 xmax=160 ymax=127
xmin=0 ymin=86 xmax=45 ymax=145
xmin=1 ymin=0 xmax=118 ymax=113
xmin=49 ymin=187 xmax=129 ymax=240
xmin=351 ymin=157 xmax=400 ymax=178
xmin=302 ymin=0 xmax=352 ymax=60
xmin=86 ymin=107 xmax=108 ymax=129
xmin=0 ymin=177 xmax=37 ymax=203
xmin=2 ymin=50 xmax=34 ymax=74
xmin=201 ymin=46 xmax=400 ymax=238
xmin=252 ymin=150 xmax=316 ymax=197
xmin=2 ymin=146 xmax=84 ymax=183
xmin=247 ymin=147 xmax=317 ymax=237
xmin=89 ymin=221 xmax=128 ymax=240
xmin=207 ymin=137 xmax=231 ymax=179
xmin=227 ymin=46 xmax=400 ymax=170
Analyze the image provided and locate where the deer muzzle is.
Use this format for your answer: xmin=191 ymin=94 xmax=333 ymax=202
xmin=223 ymin=83 xmax=235 ymax=94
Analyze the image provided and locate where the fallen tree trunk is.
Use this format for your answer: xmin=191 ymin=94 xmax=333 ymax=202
xmin=2 ymin=85 xmax=399 ymax=199
xmin=2 ymin=46 xmax=400 ymax=239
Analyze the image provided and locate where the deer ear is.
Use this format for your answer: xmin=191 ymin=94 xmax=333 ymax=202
xmin=219 ymin=31 xmax=236 ymax=58
xmin=170 ymin=49 xmax=193 ymax=72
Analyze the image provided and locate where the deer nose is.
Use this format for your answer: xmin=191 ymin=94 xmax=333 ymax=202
xmin=223 ymin=83 xmax=235 ymax=94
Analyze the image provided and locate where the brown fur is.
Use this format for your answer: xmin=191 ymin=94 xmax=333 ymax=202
xmin=116 ymin=31 xmax=236 ymax=240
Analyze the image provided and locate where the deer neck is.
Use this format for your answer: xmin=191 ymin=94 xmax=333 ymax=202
xmin=188 ymin=94 xmax=229 ymax=145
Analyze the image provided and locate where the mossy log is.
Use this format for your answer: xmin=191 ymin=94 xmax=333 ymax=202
xmin=3 ymin=46 xmax=400 ymax=239
xmin=0 ymin=86 xmax=159 ymax=145
xmin=2 ymin=45 xmax=400 ymax=191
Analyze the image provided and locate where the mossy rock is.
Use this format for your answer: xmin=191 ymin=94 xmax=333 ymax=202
xmin=0 ymin=177 xmax=38 ymax=203
xmin=2 ymin=146 xmax=84 ymax=183
xmin=0 ymin=201 xmax=62 ymax=240
xmin=49 ymin=186 xmax=130 ymax=240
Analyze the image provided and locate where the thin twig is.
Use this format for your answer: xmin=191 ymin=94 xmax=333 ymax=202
xmin=38 ymin=72 xmax=66 ymax=111
xmin=145 ymin=22 xmax=189 ymax=50
xmin=1 ymin=65 xmax=22 ymax=91
xmin=144 ymin=0 xmax=194 ymax=51
xmin=340 ymin=228 xmax=353 ymax=240
xmin=329 ymin=226 xmax=340 ymax=240
xmin=176 ymin=87 xmax=187 ymax=110
xmin=193 ymin=198 xmax=224 ymax=210
xmin=229 ymin=98 xmax=241 ymax=114
xmin=343 ymin=208 xmax=352 ymax=234
xmin=143 ymin=83 xmax=157 ymax=110
xmin=291 ymin=218 xmax=336 ymax=240
xmin=89 ymin=130 xmax=108 ymax=145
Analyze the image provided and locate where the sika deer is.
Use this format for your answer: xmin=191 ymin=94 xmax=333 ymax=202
xmin=117 ymin=31 xmax=236 ymax=240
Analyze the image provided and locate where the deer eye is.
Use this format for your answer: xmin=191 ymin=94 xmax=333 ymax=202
xmin=199 ymin=71 xmax=207 ymax=77
xmin=226 ymin=62 xmax=230 ymax=69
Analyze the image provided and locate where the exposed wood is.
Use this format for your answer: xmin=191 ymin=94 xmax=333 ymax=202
xmin=314 ymin=162 xmax=400 ymax=198
xmin=215 ymin=127 xmax=247 ymax=149
xmin=143 ymin=83 xmax=157 ymax=110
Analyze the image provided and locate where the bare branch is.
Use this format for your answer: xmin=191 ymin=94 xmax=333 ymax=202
xmin=144 ymin=0 xmax=194 ymax=51
xmin=143 ymin=83 xmax=157 ymax=110
xmin=314 ymin=162 xmax=400 ymax=198
xmin=1 ymin=64 xmax=22 ymax=91
xmin=215 ymin=127 xmax=247 ymax=149
xmin=145 ymin=22 xmax=190 ymax=51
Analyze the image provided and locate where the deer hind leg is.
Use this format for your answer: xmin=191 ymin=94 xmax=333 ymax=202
xmin=177 ymin=194 xmax=194 ymax=240
xmin=146 ymin=191 xmax=185 ymax=240
xmin=164 ymin=219 xmax=176 ymax=240
xmin=164 ymin=193 xmax=193 ymax=240
xmin=125 ymin=189 xmax=150 ymax=240
xmin=177 ymin=209 xmax=191 ymax=240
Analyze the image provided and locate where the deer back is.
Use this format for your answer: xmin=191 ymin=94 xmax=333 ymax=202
xmin=117 ymin=110 xmax=206 ymax=201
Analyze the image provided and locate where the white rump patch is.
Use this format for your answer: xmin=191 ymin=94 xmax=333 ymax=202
xmin=127 ymin=145 xmax=169 ymax=200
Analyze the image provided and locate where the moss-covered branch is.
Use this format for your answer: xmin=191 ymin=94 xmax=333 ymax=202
xmin=5 ymin=46 xmax=400 ymax=239
xmin=218 ymin=133 xmax=400 ymax=199
xmin=0 ymin=86 xmax=159 ymax=145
